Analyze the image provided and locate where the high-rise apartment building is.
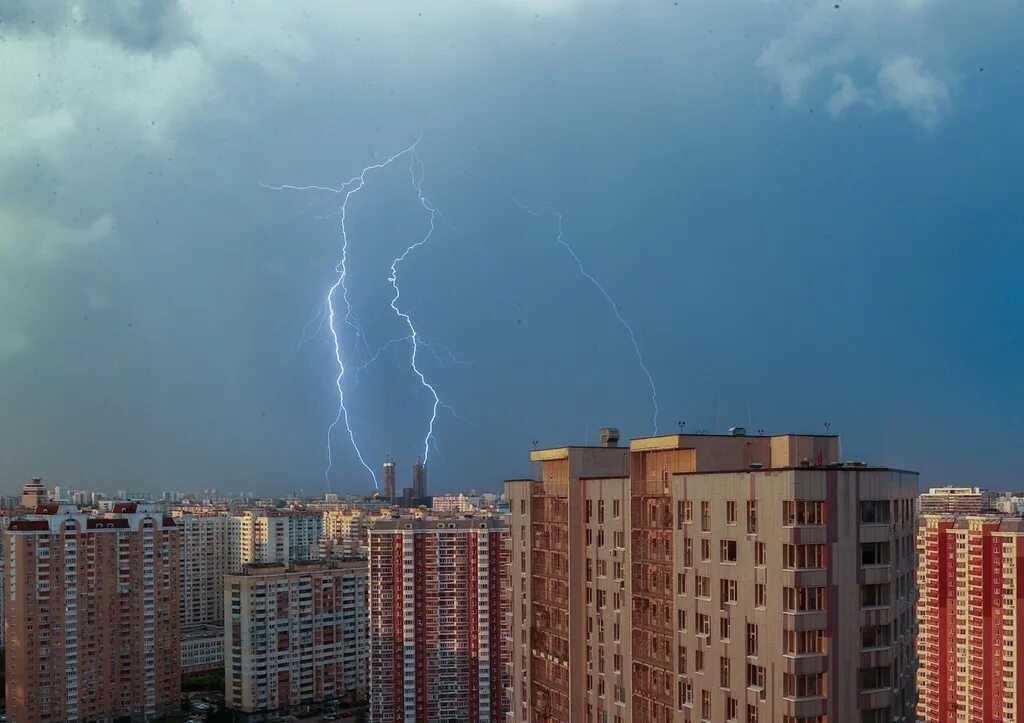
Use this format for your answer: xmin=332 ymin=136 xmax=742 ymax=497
xmin=5 ymin=503 xmax=181 ymax=722
xmin=176 ymin=513 xmax=231 ymax=625
xmin=368 ymin=517 xmax=510 ymax=722
xmin=919 ymin=486 xmax=991 ymax=515
xmin=322 ymin=508 xmax=372 ymax=559
xmin=20 ymin=476 xmax=47 ymax=509
xmin=228 ymin=510 xmax=323 ymax=571
xmin=225 ymin=560 xmax=368 ymax=715
xmin=916 ymin=515 xmax=1024 ymax=722
xmin=506 ymin=430 xmax=919 ymax=723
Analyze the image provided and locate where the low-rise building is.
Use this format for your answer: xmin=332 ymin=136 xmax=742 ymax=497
xmin=182 ymin=623 xmax=225 ymax=675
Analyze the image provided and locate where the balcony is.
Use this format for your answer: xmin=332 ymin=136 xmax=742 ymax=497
xmin=783 ymin=695 xmax=827 ymax=718
xmin=781 ymin=653 xmax=828 ymax=675
xmin=782 ymin=611 xmax=827 ymax=631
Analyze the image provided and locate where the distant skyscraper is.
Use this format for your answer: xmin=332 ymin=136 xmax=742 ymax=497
xmin=506 ymin=429 xmax=919 ymax=723
xmin=225 ymin=560 xmax=368 ymax=715
xmin=383 ymin=459 xmax=396 ymax=502
xmin=368 ymin=517 xmax=509 ymax=721
xmin=5 ymin=503 xmax=181 ymax=722
xmin=411 ymin=459 xmax=426 ymax=499
xmin=917 ymin=514 xmax=1024 ymax=722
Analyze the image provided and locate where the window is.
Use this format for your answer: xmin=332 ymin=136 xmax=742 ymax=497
xmin=696 ymin=613 xmax=711 ymax=637
xmin=747 ymin=705 xmax=759 ymax=723
xmin=860 ymin=624 xmax=891 ymax=649
xmin=783 ymin=673 xmax=823 ymax=698
xmin=859 ymin=500 xmax=891 ymax=524
xmin=746 ymin=663 xmax=766 ymax=696
xmin=680 ymin=679 xmax=693 ymax=707
xmin=696 ymin=575 xmax=710 ymax=598
xmin=754 ymin=583 xmax=766 ymax=608
xmin=746 ymin=501 xmax=758 ymax=534
xmin=726 ymin=697 xmax=738 ymax=721
xmin=746 ymin=623 xmax=758 ymax=656
xmin=782 ymin=544 xmax=825 ymax=569
xmin=727 ymin=500 xmax=737 ymax=524
xmin=859 ymin=665 xmax=891 ymax=691
xmin=598 ymin=499 xmax=605 ymax=523
xmin=684 ymin=538 xmax=694 ymax=567
xmin=586 ymin=499 xmax=592 ymax=520
xmin=754 ymin=541 xmax=766 ymax=567
xmin=783 ymin=586 xmax=825 ymax=612
xmin=720 ymin=615 xmax=731 ymax=641
xmin=720 ymin=578 xmax=738 ymax=605
xmin=612 ymin=499 xmax=620 ymax=518
xmin=702 ymin=690 xmax=712 ymax=719
xmin=860 ymin=583 xmax=890 ymax=608
xmin=701 ymin=538 xmax=711 ymax=561
xmin=695 ymin=647 xmax=704 ymax=672
xmin=701 ymin=501 xmax=711 ymax=531
xmin=860 ymin=541 xmax=890 ymax=566
xmin=677 ymin=571 xmax=687 ymax=595
xmin=783 ymin=630 xmax=825 ymax=655
xmin=678 ymin=644 xmax=687 ymax=673
xmin=720 ymin=539 xmax=737 ymax=563
xmin=783 ymin=500 xmax=824 ymax=525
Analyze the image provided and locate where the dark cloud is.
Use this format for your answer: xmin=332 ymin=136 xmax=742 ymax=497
xmin=0 ymin=0 xmax=190 ymax=52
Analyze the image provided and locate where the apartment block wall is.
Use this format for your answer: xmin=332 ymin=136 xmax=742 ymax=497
xmin=5 ymin=505 xmax=181 ymax=723
xmin=507 ymin=434 xmax=918 ymax=723
xmin=917 ymin=515 xmax=1024 ymax=723
xmin=225 ymin=560 xmax=368 ymax=714
xmin=368 ymin=518 xmax=510 ymax=723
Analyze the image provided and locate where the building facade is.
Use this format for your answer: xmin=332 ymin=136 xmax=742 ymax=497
xmin=322 ymin=508 xmax=373 ymax=559
xmin=5 ymin=503 xmax=181 ymax=723
xmin=368 ymin=517 xmax=510 ymax=722
xmin=916 ymin=515 xmax=1024 ymax=722
xmin=506 ymin=430 xmax=919 ymax=723
xmin=182 ymin=623 xmax=225 ymax=675
xmin=919 ymin=486 xmax=991 ymax=515
xmin=176 ymin=513 xmax=231 ymax=625
xmin=225 ymin=560 xmax=368 ymax=715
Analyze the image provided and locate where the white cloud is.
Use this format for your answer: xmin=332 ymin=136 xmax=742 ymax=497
xmin=827 ymin=73 xmax=873 ymax=118
xmin=877 ymin=54 xmax=949 ymax=129
xmin=757 ymin=0 xmax=953 ymax=129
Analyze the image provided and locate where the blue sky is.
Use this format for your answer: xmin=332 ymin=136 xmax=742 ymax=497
xmin=1 ymin=0 xmax=1021 ymax=494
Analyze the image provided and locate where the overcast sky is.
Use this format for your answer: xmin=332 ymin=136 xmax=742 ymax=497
xmin=1 ymin=0 xmax=1021 ymax=496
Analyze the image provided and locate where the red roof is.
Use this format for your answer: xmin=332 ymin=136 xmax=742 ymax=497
xmin=9 ymin=520 xmax=49 ymax=531
xmin=111 ymin=502 xmax=138 ymax=513
xmin=33 ymin=503 xmax=61 ymax=515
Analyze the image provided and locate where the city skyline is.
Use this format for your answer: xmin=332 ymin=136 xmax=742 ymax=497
xmin=2 ymin=2 xmax=1022 ymax=496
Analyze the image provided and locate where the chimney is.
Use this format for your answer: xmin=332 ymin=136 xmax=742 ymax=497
xmin=600 ymin=428 xmax=620 ymax=448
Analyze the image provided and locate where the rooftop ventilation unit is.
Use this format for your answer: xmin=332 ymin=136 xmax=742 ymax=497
xmin=600 ymin=428 xmax=620 ymax=448
xmin=729 ymin=427 xmax=746 ymax=436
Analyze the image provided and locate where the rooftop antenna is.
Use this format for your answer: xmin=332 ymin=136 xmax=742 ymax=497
xmin=824 ymin=420 xmax=832 ymax=434
xmin=678 ymin=420 xmax=686 ymax=434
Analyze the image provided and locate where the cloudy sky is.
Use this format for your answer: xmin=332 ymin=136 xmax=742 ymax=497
xmin=1 ymin=0 xmax=1021 ymax=495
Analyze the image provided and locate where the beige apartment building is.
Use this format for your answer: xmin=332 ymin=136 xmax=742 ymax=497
xmin=176 ymin=513 xmax=231 ymax=625
xmin=506 ymin=429 xmax=919 ymax=723
xmin=5 ymin=502 xmax=181 ymax=723
xmin=225 ymin=560 xmax=368 ymax=716
xmin=918 ymin=486 xmax=991 ymax=515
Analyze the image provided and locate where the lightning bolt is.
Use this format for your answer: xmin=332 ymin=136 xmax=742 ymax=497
xmin=262 ymin=139 xmax=452 ymax=489
xmin=389 ymin=147 xmax=447 ymax=463
xmin=508 ymin=193 xmax=660 ymax=435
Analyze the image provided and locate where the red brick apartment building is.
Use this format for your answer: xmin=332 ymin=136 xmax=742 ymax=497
xmin=5 ymin=503 xmax=181 ymax=723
